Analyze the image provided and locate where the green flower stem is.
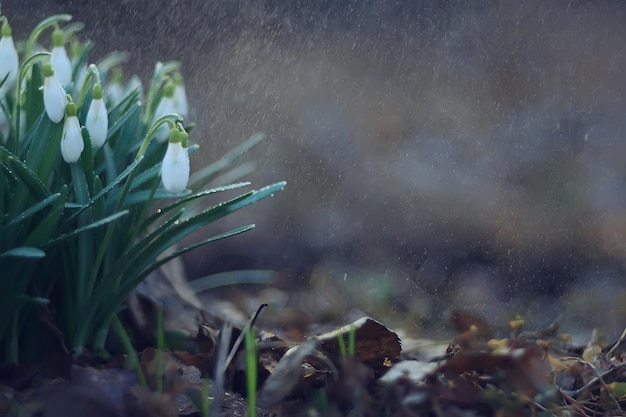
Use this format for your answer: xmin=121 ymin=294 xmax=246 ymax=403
xmin=130 ymin=167 xmax=160 ymax=245
xmin=92 ymin=320 xmax=111 ymax=354
xmin=13 ymin=51 xmax=51 ymax=149
xmin=25 ymin=14 xmax=72 ymax=57
xmin=143 ymin=61 xmax=180 ymax=125
xmin=75 ymin=63 xmax=99 ymax=110
xmin=70 ymin=162 xmax=93 ymax=345
xmin=137 ymin=114 xmax=179 ymax=157
xmin=77 ymin=115 xmax=178 ymax=352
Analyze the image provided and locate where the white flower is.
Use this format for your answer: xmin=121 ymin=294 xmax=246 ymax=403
xmin=43 ymin=63 xmax=68 ymax=123
xmin=49 ymin=28 xmax=72 ymax=87
xmin=0 ymin=18 xmax=18 ymax=98
xmin=85 ymin=83 xmax=108 ymax=148
xmin=61 ymin=102 xmax=84 ymax=163
xmin=151 ymin=81 xmax=177 ymax=142
xmin=172 ymin=74 xmax=188 ymax=120
xmin=161 ymin=128 xmax=189 ymax=193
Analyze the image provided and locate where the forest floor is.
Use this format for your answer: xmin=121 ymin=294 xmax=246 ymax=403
xmin=2 ymin=261 xmax=626 ymax=417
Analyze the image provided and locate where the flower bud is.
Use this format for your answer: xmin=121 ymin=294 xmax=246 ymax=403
xmin=61 ymin=101 xmax=84 ymax=163
xmin=85 ymin=83 xmax=108 ymax=148
xmin=0 ymin=17 xmax=19 ymax=98
xmin=50 ymin=27 xmax=72 ymax=87
xmin=161 ymin=128 xmax=189 ymax=193
xmin=43 ymin=63 xmax=68 ymax=123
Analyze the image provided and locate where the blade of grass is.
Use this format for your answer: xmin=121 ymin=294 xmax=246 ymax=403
xmin=245 ymin=328 xmax=257 ymax=417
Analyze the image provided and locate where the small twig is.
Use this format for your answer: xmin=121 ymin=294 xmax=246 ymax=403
xmin=607 ymin=327 xmax=626 ymax=358
xmin=565 ymin=358 xmax=626 ymax=412
xmin=223 ymin=303 xmax=268 ymax=370
xmin=560 ymin=389 xmax=591 ymax=417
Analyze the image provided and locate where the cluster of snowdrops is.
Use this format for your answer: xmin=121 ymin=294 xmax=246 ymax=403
xmin=0 ymin=14 xmax=284 ymax=364
xmin=0 ymin=15 xmax=189 ymax=191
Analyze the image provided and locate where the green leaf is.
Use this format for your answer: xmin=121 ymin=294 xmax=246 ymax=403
xmin=4 ymin=193 xmax=61 ymax=228
xmin=189 ymin=132 xmax=265 ymax=187
xmin=24 ymin=113 xmax=61 ymax=182
xmin=25 ymin=14 xmax=73 ymax=56
xmin=0 ymin=247 xmax=45 ymax=258
xmin=45 ymin=210 xmax=129 ymax=246
xmin=103 ymin=181 xmax=285 ymax=294
xmin=68 ymin=157 xmax=143 ymax=222
xmin=23 ymin=64 xmax=46 ymax=136
xmin=24 ymin=185 xmax=68 ymax=246
xmin=104 ymin=225 xmax=257 ymax=326
xmin=0 ymin=145 xmax=50 ymax=218
xmin=140 ymin=182 xmax=251 ymax=229
xmin=189 ymin=269 xmax=276 ymax=293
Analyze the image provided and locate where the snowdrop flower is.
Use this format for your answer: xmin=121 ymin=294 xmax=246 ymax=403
xmin=49 ymin=27 xmax=72 ymax=87
xmin=161 ymin=127 xmax=189 ymax=193
xmin=0 ymin=17 xmax=18 ymax=99
xmin=85 ymin=83 xmax=108 ymax=148
xmin=152 ymin=80 xmax=177 ymax=143
xmin=61 ymin=101 xmax=84 ymax=163
xmin=43 ymin=63 xmax=68 ymax=123
xmin=172 ymin=73 xmax=188 ymax=120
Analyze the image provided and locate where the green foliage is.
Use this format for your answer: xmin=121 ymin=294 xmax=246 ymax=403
xmin=245 ymin=327 xmax=258 ymax=417
xmin=0 ymin=14 xmax=285 ymax=363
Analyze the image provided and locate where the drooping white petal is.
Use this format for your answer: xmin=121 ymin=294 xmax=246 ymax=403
xmin=50 ymin=46 xmax=72 ymax=87
xmin=43 ymin=74 xmax=68 ymax=123
xmin=152 ymin=96 xmax=177 ymax=142
xmin=0 ymin=36 xmax=18 ymax=98
xmin=61 ymin=114 xmax=84 ymax=163
xmin=161 ymin=141 xmax=189 ymax=193
xmin=85 ymin=97 xmax=108 ymax=148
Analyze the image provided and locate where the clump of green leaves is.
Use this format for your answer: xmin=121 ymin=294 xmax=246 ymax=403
xmin=0 ymin=14 xmax=285 ymax=364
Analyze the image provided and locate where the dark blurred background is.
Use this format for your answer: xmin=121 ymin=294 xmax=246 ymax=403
xmin=5 ymin=0 xmax=626 ymax=339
